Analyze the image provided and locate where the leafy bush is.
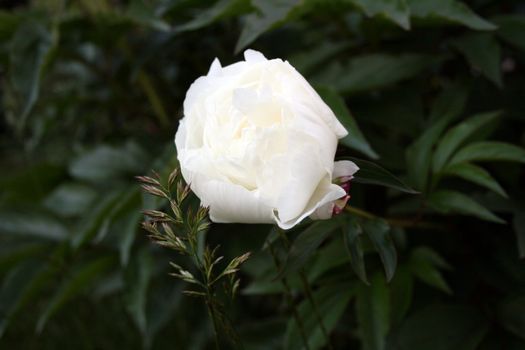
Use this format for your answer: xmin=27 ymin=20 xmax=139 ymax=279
xmin=1 ymin=0 xmax=525 ymax=349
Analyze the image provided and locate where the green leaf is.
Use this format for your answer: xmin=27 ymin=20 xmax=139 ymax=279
xmin=284 ymin=283 xmax=354 ymax=350
xmin=407 ymin=0 xmax=496 ymax=30
xmin=389 ymin=266 xmax=413 ymax=326
xmin=0 ymin=260 xmax=47 ymax=337
xmin=362 ymin=218 xmax=397 ymax=282
xmin=143 ymin=282 xmax=184 ymax=349
xmin=408 ymin=247 xmax=452 ymax=294
xmin=125 ymin=248 xmax=154 ymax=336
xmin=235 ymin=0 xmax=301 ymax=54
xmin=0 ymin=210 xmax=68 ymax=241
xmin=69 ymin=142 xmax=148 ymax=183
xmin=8 ymin=20 xmax=54 ymax=129
xmin=450 ymin=33 xmax=502 ymax=87
xmin=118 ymin=211 xmax=142 ymax=267
xmin=308 ymin=238 xmax=349 ymax=283
xmin=406 ymin=118 xmax=451 ymax=191
xmin=316 ymin=87 xmax=378 ymax=159
xmin=175 ymin=0 xmax=250 ymax=32
xmin=449 ymin=141 xmax=525 ymax=165
xmin=356 ymin=273 xmax=390 ymax=350
xmin=0 ymin=162 xmax=65 ymax=202
xmin=433 ymin=111 xmax=501 ymax=172
xmin=289 ymin=41 xmax=351 ymax=77
xmin=44 ymin=183 xmax=98 ymax=217
xmin=396 ymin=304 xmax=489 ymax=350
xmin=428 ymin=83 xmax=469 ymax=123
xmin=497 ymin=295 xmax=525 ymax=340
xmin=279 ymin=220 xmax=341 ymax=278
xmin=441 ymin=163 xmax=508 ymax=198
xmin=314 ymin=54 xmax=438 ymax=94
xmin=36 ymin=256 xmax=114 ymax=333
xmin=343 ymin=217 xmax=368 ymax=284
xmin=407 ymin=84 xmax=468 ymax=191
xmin=126 ymin=0 xmax=171 ymax=31
xmin=493 ymin=15 xmax=525 ymax=52
xmin=513 ymin=211 xmax=525 ymax=259
xmin=70 ymin=190 xmax=123 ymax=249
xmin=349 ymin=0 xmax=410 ymax=30
xmin=347 ymin=157 xmax=418 ymax=194
xmin=0 ymin=10 xmax=21 ymax=42
xmin=0 ymin=242 xmax=48 ymax=274
xmin=428 ymin=190 xmax=504 ymax=224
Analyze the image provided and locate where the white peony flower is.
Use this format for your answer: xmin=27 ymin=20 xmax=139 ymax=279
xmin=175 ymin=49 xmax=358 ymax=229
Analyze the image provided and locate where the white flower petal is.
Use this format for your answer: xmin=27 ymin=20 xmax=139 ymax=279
xmin=200 ymin=180 xmax=274 ymax=224
xmin=208 ymin=58 xmax=222 ymax=76
xmin=333 ymin=160 xmax=359 ymax=180
xmin=276 ymin=178 xmax=345 ymax=229
xmin=309 ymin=202 xmax=334 ymax=220
xmin=283 ymin=61 xmax=348 ymax=138
xmin=273 ymin=142 xmax=326 ymax=224
xmin=244 ymin=49 xmax=267 ymax=63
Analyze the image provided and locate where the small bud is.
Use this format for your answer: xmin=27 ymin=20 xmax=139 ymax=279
xmin=340 ymin=181 xmax=351 ymax=193
xmin=332 ymin=195 xmax=350 ymax=216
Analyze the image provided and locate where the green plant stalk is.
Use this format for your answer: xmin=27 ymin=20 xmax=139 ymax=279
xmin=205 ymin=296 xmax=221 ymax=350
xmin=267 ymin=241 xmax=311 ymax=350
xmin=119 ymin=40 xmax=170 ymax=128
xmin=345 ymin=205 xmax=441 ymax=230
xmin=193 ymin=232 xmax=222 ymax=349
xmin=137 ymin=71 xmax=170 ymax=128
xmin=276 ymin=228 xmax=334 ymax=350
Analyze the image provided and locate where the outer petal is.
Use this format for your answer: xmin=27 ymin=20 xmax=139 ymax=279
xmin=282 ymin=60 xmax=348 ymax=138
xmin=208 ymin=58 xmax=222 ymax=76
xmin=272 ymin=141 xmax=327 ymax=224
xmin=333 ymin=160 xmax=359 ymax=179
xmin=244 ymin=49 xmax=267 ymax=63
xmin=309 ymin=160 xmax=359 ymax=220
xmin=276 ymin=177 xmax=346 ymax=229
xmin=199 ymin=179 xmax=274 ymax=224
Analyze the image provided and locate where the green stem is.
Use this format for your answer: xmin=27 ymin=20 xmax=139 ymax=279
xmin=205 ymin=298 xmax=221 ymax=350
xmin=136 ymin=70 xmax=170 ymax=128
xmin=276 ymin=228 xmax=334 ymax=350
xmin=345 ymin=205 xmax=440 ymax=230
xmin=267 ymin=241 xmax=311 ymax=350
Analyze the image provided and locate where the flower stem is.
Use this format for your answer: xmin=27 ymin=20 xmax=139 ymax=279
xmin=276 ymin=228 xmax=334 ymax=350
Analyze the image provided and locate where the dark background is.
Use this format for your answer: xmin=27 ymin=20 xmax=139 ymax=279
xmin=1 ymin=0 xmax=525 ymax=349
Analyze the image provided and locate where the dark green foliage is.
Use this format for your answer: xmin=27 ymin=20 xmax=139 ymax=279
xmin=1 ymin=0 xmax=525 ymax=349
